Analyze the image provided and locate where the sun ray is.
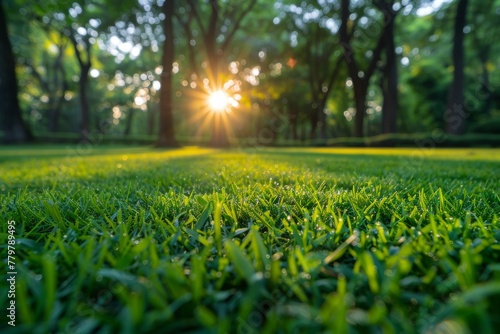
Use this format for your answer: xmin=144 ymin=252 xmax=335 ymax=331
xmin=181 ymin=74 xmax=242 ymax=145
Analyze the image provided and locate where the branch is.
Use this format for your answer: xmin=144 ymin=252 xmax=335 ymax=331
xmin=175 ymin=12 xmax=199 ymax=75
xmin=305 ymin=40 xmax=318 ymax=101
xmin=20 ymin=59 xmax=50 ymax=93
xmin=365 ymin=24 xmax=385 ymax=79
xmin=186 ymin=0 xmax=207 ymax=38
xmin=339 ymin=0 xmax=359 ymax=76
xmin=221 ymin=0 xmax=257 ymax=52
xmin=322 ymin=55 xmax=343 ymax=105
xmin=207 ymin=0 xmax=219 ymax=39
xmin=69 ymin=31 xmax=84 ymax=67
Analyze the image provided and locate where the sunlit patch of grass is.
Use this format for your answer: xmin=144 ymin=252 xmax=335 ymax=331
xmin=1 ymin=146 xmax=499 ymax=333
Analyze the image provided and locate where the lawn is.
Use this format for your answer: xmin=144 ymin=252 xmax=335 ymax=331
xmin=1 ymin=146 xmax=499 ymax=333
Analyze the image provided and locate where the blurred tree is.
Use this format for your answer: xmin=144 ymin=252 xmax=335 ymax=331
xmin=0 ymin=0 xmax=32 ymax=143
xmin=468 ymin=0 xmax=499 ymax=118
xmin=157 ymin=0 xmax=177 ymax=147
xmin=19 ymin=29 xmax=69 ymax=133
xmin=186 ymin=0 xmax=257 ymax=86
xmin=396 ymin=1 xmax=451 ymax=132
xmin=185 ymin=0 xmax=257 ymax=147
xmin=374 ymin=0 xmax=399 ymax=135
xmin=279 ymin=0 xmax=343 ymax=140
xmin=339 ymin=0 xmax=384 ymax=137
xmin=445 ymin=0 xmax=468 ymax=135
xmin=68 ymin=26 xmax=91 ymax=135
xmin=3 ymin=0 xmax=498 ymax=143
xmin=27 ymin=0 xmax=139 ymax=136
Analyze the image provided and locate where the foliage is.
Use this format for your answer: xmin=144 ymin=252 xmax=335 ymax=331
xmin=3 ymin=0 xmax=499 ymax=142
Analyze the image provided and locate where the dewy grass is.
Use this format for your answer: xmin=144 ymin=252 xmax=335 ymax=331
xmin=0 ymin=146 xmax=499 ymax=333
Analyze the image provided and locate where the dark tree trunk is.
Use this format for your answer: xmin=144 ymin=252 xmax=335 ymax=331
xmin=157 ymin=0 xmax=178 ymax=147
xmin=300 ymin=123 xmax=306 ymax=141
xmin=291 ymin=119 xmax=298 ymax=141
xmin=49 ymin=42 xmax=68 ymax=133
xmin=205 ymin=0 xmax=229 ymax=147
xmin=148 ymin=106 xmax=156 ymax=136
xmin=310 ymin=102 xmax=327 ymax=141
xmin=0 ymin=2 xmax=32 ymax=143
xmin=319 ymin=107 xmax=327 ymax=140
xmin=381 ymin=15 xmax=398 ymax=134
xmin=69 ymin=30 xmax=91 ymax=137
xmin=50 ymin=75 xmax=67 ymax=133
xmin=318 ymin=105 xmax=327 ymax=140
xmin=446 ymin=0 xmax=469 ymax=135
xmin=309 ymin=105 xmax=319 ymax=140
xmin=353 ymin=82 xmax=368 ymax=138
xmin=49 ymin=106 xmax=60 ymax=132
xmin=124 ymin=110 xmax=134 ymax=136
xmin=206 ymin=0 xmax=220 ymax=84
xmin=79 ymin=64 xmax=91 ymax=134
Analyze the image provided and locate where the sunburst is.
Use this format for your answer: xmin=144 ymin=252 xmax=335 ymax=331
xmin=208 ymin=90 xmax=229 ymax=112
xmin=184 ymin=78 xmax=241 ymax=145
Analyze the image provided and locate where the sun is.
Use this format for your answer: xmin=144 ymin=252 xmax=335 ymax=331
xmin=208 ymin=90 xmax=229 ymax=112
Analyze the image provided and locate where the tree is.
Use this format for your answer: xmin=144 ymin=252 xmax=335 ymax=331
xmin=445 ymin=0 xmax=469 ymax=135
xmin=186 ymin=0 xmax=257 ymax=85
xmin=157 ymin=0 xmax=177 ymax=147
xmin=468 ymin=0 xmax=499 ymax=117
xmin=20 ymin=29 xmax=69 ymax=133
xmin=185 ymin=0 xmax=257 ymax=147
xmin=339 ymin=0 xmax=385 ymax=137
xmin=28 ymin=0 xmax=138 ymax=136
xmin=375 ymin=0 xmax=399 ymax=134
xmin=31 ymin=1 xmax=94 ymax=136
xmin=68 ymin=29 xmax=92 ymax=135
xmin=0 ymin=1 xmax=32 ymax=143
xmin=279 ymin=0 xmax=343 ymax=140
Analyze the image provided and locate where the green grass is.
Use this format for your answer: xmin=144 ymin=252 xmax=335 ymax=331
xmin=1 ymin=146 xmax=499 ymax=333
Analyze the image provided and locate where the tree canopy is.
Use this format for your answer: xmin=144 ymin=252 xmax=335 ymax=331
xmin=1 ymin=0 xmax=499 ymax=144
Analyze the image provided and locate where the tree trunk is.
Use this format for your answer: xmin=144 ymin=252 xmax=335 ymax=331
xmin=381 ymin=16 xmax=398 ymax=134
xmin=49 ymin=106 xmax=60 ymax=132
xmin=69 ymin=30 xmax=92 ymax=138
xmin=124 ymin=110 xmax=134 ymax=136
xmin=0 ymin=2 xmax=32 ymax=143
xmin=79 ymin=63 xmax=91 ymax=135
xmin=206 ymin=1 xmax=230 ymax=147
xmin=210 ymin=113 xmax=229 ymax=147
xmin=148 ymin=106 xmax=156 ymax=135
xmin=319 ymin=107 xmax=327 ymax=140
xmin=446 ymin=0 xmax=469 ymax=135
xmin=206 ymin=0 xmax=219 ymax=83
xmin=353 ymin=83 xmax=368 ymax=138
xmin=310 ymin=102 xmax=327 ymax=141
xmin=49 ymin=43 xmax=67 ymax=133
xmin=50 ymin=77 xmax=67 ymax=133
xmin=291 ymin=118 xmax=298 ymax=141
xmin=309 ymin=105 xmax=319 ymax=140
xmin=157 ymin=0 xmax=178 ymax=147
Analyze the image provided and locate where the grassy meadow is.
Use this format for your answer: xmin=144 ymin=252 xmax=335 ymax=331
xmin=1 ymin=146 xmax=499 ymax=333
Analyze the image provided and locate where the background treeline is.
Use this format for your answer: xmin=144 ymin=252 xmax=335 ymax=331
xmin=1 ymin=0 xmax=499 ymax=146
